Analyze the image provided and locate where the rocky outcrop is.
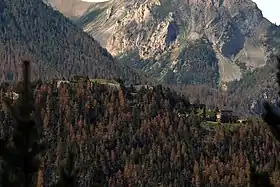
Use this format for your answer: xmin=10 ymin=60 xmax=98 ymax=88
xmin=215 ymin=22 xmax=245 ymax=58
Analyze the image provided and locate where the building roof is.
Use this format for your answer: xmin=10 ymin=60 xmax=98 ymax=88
xmin=220 ymin=109 xmax=233 ymax=112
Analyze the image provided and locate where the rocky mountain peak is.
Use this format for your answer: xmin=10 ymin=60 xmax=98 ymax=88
xmin=47 ymin=0 xmax=278 ymax=87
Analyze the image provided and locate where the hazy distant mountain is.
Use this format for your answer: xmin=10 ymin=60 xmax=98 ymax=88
xmin=46 ymin=0 xmax=92 ymax=19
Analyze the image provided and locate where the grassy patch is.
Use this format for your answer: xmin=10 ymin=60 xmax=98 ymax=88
xmin=90 ymin=79 xmax=119 ymax=84
xmin=201 ymin=121 xmax=242 ymax=132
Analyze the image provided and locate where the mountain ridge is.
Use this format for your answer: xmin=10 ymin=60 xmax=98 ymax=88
xmin=45 ymin=0 xmax=280 ymax=114
xmin=48 ymin=0 xmax=278 ymax=87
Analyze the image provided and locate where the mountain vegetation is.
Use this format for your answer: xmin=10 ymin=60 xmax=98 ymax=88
xmin=0 ymin=0 xmax=143 ymax=84
xmin=1 ymin=59 xmax=280 ymax=186
xmin=2 ymin=0 xmax=280 ymax=187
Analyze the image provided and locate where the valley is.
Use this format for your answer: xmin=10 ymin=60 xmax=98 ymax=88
xmin=1 ymin=0 xmax=280 ymax=186
xmin=47 ymin=0 xmax=280 ymax=115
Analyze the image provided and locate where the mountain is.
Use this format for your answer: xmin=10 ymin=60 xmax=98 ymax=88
xmin=46 ymin=0 xmax=92 ymax=19
xmin=0 ymin=0 xmax=142 ymax=84
xmin=46 ymin=0 xmax=280 ymax=87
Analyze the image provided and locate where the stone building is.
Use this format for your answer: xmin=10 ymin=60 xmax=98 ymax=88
xmin=216 ymin=109 xmax=238 ymax=123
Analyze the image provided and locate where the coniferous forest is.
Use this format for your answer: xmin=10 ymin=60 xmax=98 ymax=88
xmin=2 ymin=0 xmax=280 ymax=186
xmin=0 ymin=60 xmax=280 ymax=187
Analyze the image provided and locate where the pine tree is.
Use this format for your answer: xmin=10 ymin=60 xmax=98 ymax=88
xmin=260 ymin=56 xmax=280 ymax=187
xmin=54 ymin=143 xmax=79 ymax=187
xmin=0 ymin=60 xmax=45 ymax=187
xmin=249 ymin=166 xmax=274 ymax=187
xmin=54 ymin=142 xmax=105 ymax=187
xmin=262 ymin=57 xmax=280 ymax=141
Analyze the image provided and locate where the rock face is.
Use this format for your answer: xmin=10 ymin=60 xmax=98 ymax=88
xmin=48 ymin=0 xmax=279 ymax=87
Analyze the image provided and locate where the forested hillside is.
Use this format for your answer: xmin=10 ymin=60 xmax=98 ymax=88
xmin=0 ymin=0 xmax=142 ymax=84
xmin=1 ymin=70 xmax=280 ymax=186
xmin=2 ymin=0 xmax=280 ymax=186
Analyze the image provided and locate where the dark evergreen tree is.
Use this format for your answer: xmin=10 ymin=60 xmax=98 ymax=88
xmin=0 ymin=60 xmax=45 ymax=187
xmin=263 ymin=57 xmax=280 ymax=141
xmin=249 ymin=166 xmax=274 ymax=187
xmin=55 ymin=143 xmax=79 ymax=187
xmin=260 ymin=56 xmax=280 ymax=187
